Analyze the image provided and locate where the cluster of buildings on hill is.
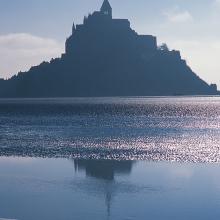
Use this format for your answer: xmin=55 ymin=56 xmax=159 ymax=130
xmin=65 ymin=0 xmax=157 ymax=57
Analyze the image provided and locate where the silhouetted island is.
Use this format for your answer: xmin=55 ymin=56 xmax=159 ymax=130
xmin=0 ymin=0 xmax=219 ymax=97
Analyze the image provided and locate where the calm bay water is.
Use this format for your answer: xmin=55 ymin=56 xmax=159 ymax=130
xmin=0 ymin=157 xmax=220 ymax=220
xmin=0 ymin=97 xmax=220 ymax=220
xmin=0 ymin=97 xmax=220 ymax=162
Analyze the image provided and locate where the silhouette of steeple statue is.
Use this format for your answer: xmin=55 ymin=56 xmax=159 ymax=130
xmin=100 ymin=0 xmax=112 ymax=18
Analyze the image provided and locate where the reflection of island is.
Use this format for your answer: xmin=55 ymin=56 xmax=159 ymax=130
xmin=74 ymin=159 xmax=133 ymax=180
xmin=73 ymin=159 xmax=134 ymax=219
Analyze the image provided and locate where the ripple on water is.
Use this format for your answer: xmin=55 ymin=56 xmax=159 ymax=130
xmin=0 ymin=97 xmax=220 ymax=162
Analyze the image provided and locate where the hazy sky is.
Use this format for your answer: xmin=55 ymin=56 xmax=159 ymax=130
xmin=0 ymin=0 xmax=220 ymax=87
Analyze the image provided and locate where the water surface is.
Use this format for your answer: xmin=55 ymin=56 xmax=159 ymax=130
xmin=1 ymin=97 xmax=220 ymax=219
xmin=0 ymin=157 xmax=220 ymax=220
xmin=0 ymin=97 xmax=220 ymax=162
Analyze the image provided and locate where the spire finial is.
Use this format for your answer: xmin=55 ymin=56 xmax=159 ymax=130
xmin=100 ymin=0 xmax=112 ymax=17
xmin=72 ymin=21 xmax=76 ymax=34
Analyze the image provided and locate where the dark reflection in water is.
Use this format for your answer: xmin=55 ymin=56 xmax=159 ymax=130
xmin=74 ymin=159 xmax=133 ymax=180
xmin=1 ymin=157 xmax=220 ymax=220
xmin=73 ymin=159 xmax=134 ymax=218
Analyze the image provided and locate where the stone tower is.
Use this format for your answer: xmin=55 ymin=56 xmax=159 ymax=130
xmin=100 ymin=0 xmax=112 ymax=18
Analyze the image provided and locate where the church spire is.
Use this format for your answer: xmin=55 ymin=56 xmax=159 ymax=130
xmin=72 ymin=21 xmax=76 ymax=34
xmin=100 ymin=0 xmax=112 ymax=18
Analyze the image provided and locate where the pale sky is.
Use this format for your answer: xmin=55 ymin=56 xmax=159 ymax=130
xmin=0 ymin=0 xmax=220 ymax=87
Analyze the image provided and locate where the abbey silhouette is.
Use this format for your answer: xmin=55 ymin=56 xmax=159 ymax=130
xmin=0 ymin=0 xmax=219 ymax=97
